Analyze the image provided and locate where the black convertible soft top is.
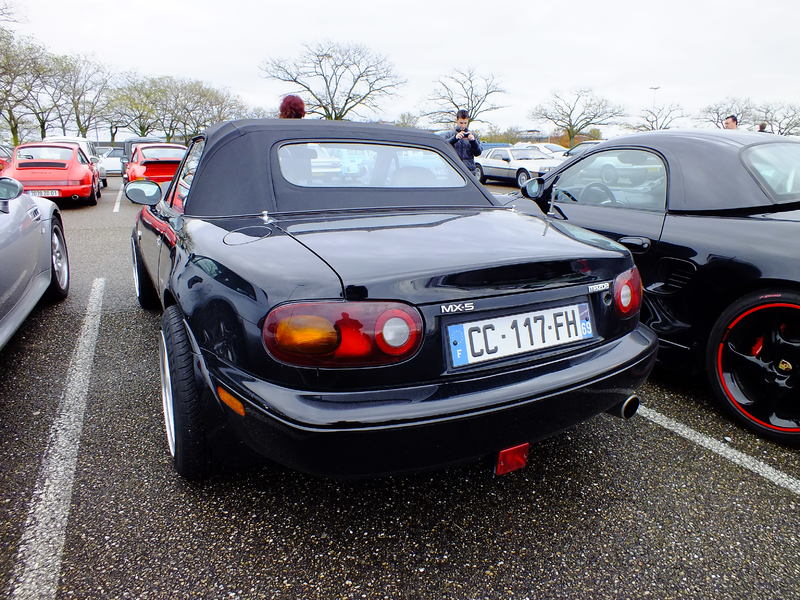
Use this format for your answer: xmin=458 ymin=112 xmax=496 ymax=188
xmin=183 ymin=119 xmax=495 ymax=217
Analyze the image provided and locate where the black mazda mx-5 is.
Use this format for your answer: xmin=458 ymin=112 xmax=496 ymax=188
xmin=517 ymin=129 xmax=800 ymax=444
xmin=126 ymin=119 xmax=657 ymax=480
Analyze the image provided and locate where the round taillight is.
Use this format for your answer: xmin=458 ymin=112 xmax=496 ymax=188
xmin=375 ymin=309 xmax=419 ymax=355
xmin=613 ymin=267 xmax=642 ymax=317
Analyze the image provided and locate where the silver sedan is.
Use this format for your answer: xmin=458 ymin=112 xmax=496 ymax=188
xmin=0 ymin=177 xmax=70 ymax=351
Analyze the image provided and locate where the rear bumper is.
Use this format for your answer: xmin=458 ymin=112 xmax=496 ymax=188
xmin=24 ymin=184 xmax=93 ymax=198
xmin=202 ymin=325 xmax=658 ymax=477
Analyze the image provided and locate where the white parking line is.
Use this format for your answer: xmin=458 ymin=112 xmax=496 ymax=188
xmin=10 ymin=278 xmax=106 ymax=600
xmin=639 ymin=406 xmax=800 ymax=496
xmin=113 ymin=187 xmax=122 ymax=213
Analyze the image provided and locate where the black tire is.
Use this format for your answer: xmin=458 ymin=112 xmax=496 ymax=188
xmin=706 ymin=289 xmax=800 ymax=444
xmin=45 ymin=218 xmax=69 ymax=301
xmin=160 ymin=305 xmax=213 ymax=480
xmin=96 ymin=181 xmax=101 ymax=199
xmin=131 ymin=237 xmax=160 ymax=310
xmin=516 ymin=169 xmax=531 ymax=188
xmin=102 ymin=178 xmax=108 ymax=188
xmin=86 ymin=186 xmax=98 ymax=206
xmin=476 ymin=164 xmax=487 ymax=184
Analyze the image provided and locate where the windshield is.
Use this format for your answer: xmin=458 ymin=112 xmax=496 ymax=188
xmin=544 ymin=144 xmax=567 ymax=153
xmin=16 ymin=146 xmax=73 ymax=161
xmin=511 ymin=149 xmax=550 ymax=160
xmin=140 ymin=146 xmax=186 ymax=160
xmin=277 ymin=142 xmax=466 ymax=188
xmin=743 ymin=143 xmax=800 ymax=201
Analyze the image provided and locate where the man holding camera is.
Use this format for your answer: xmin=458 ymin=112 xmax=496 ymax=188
xmin=443 ymin=109 xmax=482 ymax=176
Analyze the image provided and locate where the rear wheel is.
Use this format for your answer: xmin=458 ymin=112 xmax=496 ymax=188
xmin=160 ymin=305 xmax=213 ymax=480
xmin=131 ymin=237 xmax=160 ymax=309
xmin=476 ymin=164 xmax=487 ymax=184
xmin=86 ymin=185 xmax=98 ymax=206
xmin=707 ymin=289 xmax=800 ymax=444
xmin=516 ymin=169 xmax=530 ymax=188
xmin=45 ymin=218 xmax=69 ymax=301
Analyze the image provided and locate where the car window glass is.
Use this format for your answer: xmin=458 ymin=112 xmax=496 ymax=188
xmin=77 ymin=150 xmax=88 ymax=164
xmin=172 ymin=139 xmax=205 ymax=212
xmin=16 ymin=147 xmax=73 ymax=161
xmin=742 ymin=143 xmax=800 ymax=201
xmin=511 ymin=149 xmax=549 ymax=160
xmin=109 ymin=148 xmax=123 ymax=157
xmin=495 ymin=150 xmax=510 ymax=160
xmin=140 ymin=146 xmax=186 ymax=160
xmin=277 ymin=142 xmax=465 ymax=188
xmin=552 ymin=149 xmax=667 ymax=211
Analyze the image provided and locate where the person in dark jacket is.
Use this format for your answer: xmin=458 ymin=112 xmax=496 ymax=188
xmin=442 ymin=109 xmax=482 ymax=175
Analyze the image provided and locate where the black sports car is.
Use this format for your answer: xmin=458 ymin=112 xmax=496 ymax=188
xmin=126 ymin=119 xmax=657 ymax=480
xmin=517 ymin=129 xmax=800 ymax=444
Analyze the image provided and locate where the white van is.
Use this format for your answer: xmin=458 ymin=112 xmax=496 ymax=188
xmin=42 ymin=136 xmax=107 ymax=187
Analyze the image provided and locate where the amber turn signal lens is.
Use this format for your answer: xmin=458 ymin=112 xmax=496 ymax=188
xmin=217 ymin=386 xmax=245 ymax=416
xmin=275 ymin=315 xmax=339 ymax=355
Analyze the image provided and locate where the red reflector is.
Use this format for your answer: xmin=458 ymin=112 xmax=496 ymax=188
xmin=495 ymin=442 xmax=530 ymax=475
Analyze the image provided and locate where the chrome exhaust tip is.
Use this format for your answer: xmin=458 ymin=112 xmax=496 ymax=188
xmin=71 ymin=194 xmax=79 ymax=200
xmin=606 ymin=394 xmax=640 ymax=420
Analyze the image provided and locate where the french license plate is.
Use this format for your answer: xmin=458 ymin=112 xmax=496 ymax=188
xmin=447 ymin=303 xmax=593 ymax=367
xmin=28 ymin=190 xmax=59 ymax=197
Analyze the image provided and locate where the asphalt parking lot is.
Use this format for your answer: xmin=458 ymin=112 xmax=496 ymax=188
xmin=1 ymin=177 xmax=798 ymax=600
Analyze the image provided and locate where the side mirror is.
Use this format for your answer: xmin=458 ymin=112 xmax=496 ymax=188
xmin=0 ymin=176 xmax=24 ymax=206
xmin=502 ymin=156 xmax=511 ymax=162
xmin=120 ymin=157 xmax=129 ymax=165
xmin=90 ymin=156 xmax=100 ymax=164
xmin=521 ymin=177 xmax=545 ymax=199
xmin=125 ymin=179 xmax=162 ymax=206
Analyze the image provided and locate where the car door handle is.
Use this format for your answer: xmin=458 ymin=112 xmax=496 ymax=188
xmin=618 ymin=236 xmax=651 ymax=252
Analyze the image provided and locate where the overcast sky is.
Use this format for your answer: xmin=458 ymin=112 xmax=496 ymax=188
xmin=9 ymin=0 xmax=799 ymax=135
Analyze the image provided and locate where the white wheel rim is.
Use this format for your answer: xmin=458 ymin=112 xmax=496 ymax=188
xmin=159 ymin=331 xmax=176 ymax=457
xmin=518 ymin=172 xmax=528 ymax=186
xmin=51 ymin=227 xmax=69 ymax=288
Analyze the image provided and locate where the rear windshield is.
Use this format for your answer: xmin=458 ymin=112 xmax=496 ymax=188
xmin=277 ymin=142 xmax=466 ymax=188
xmin=140 ymin=146 xmax=186 ymax=160
xmin=17 ymin=147 xmax=73 ymax=161
xmin=742 ymin=143 xmax=800 ymax=201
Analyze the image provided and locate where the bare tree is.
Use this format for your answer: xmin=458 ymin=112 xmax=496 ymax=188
xmin=0 ymin=30 xmax=47 ymax=144
xmin=261 ymin=41 xmax=405 ymax=120
xmin=531 ymin=89 xmax=625 ymax=146
xmin=22 ymin=52 xmax=78 ymax=139
xmin=106 ymin=74 xmax=161 ymax=136
xmin=424 ymin=68 xmax=504 ymax=126
xmin=753 ymin=102 xmax=800 ymax=135
xmin=630 ymin=103 xmax=687 ymax=131
xmin=59 ymin=55 xmax=112 ymax=136
xmin=697 ymin=97 xmax=753 ymax=128
xmin=395 ymin=112 xmax=420 ymax=128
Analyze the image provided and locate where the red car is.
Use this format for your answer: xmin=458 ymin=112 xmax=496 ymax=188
xmin=123 ymin=143 xmax=186 ymax=184
xmin=4 ymin=143 xmax=101 ymax=204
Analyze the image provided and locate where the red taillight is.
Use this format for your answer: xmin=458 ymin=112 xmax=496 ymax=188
xmin=613 ymin=266 xmax=642 ymax=317
xmin=263 ymin=301 xmax=424 ymax=367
